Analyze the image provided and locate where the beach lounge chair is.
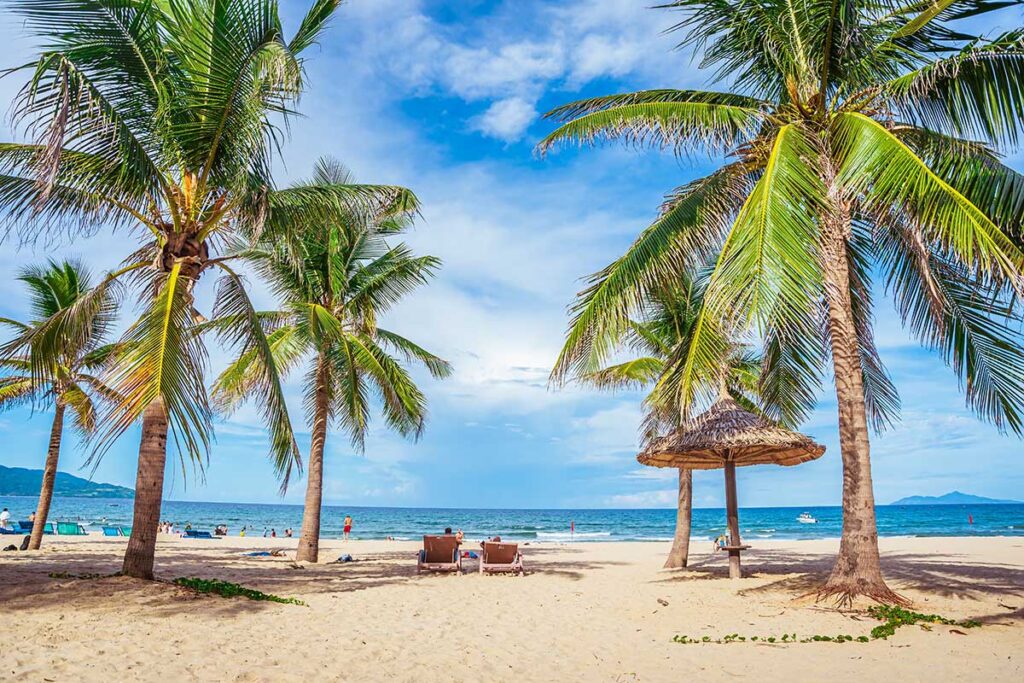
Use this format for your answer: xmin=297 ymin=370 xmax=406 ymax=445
xmin=102 ymin=526 xmax=123 ymax=537
xmin=479 ymin=541 xmax=524 ymax=575
xmin=120 ymin=527 xmax=132 ymax=536
xmin=184 ymin=529 xmax=217 ymax=539
xmin=18 ymin=521 xmax=54 ymax=535
xmin=417 ymin=535 xmax=462 ymax=573
xmin=56 ymin=522 xmax=87 ymax=536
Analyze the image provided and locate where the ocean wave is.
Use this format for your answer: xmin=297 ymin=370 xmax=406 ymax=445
xmin=535 ymin=531 xmax=612 ymax=542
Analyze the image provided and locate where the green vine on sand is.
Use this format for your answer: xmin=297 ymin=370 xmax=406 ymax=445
xmin=673 ymin=605 xmax=980 ymax=645
xmin=173 ymin=577 xmax=306 ymax=606
xmin=866 ymin=605 xmax=980 ymax=639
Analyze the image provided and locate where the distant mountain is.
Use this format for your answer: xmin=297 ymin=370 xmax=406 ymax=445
xmin=0 ymin=464 xmax=134 ymax=498
xmin=890 ymin=490 xmax=1021 ymax=506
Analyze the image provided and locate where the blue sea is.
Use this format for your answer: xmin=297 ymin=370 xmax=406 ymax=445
xmin=1 ymin=496 xmax=1022 ymax=541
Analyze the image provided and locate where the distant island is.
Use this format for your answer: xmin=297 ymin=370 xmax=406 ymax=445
xmin=890 ymin=491 xmax=1022 ymax=506
xmin=0 ymin=464 xmax=134 ymax=499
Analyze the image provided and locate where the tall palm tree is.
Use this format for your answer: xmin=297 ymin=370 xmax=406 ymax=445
xmin=0 ymin=260 xmax=117 ymax=550
xmin=0 ymin=0 xmax=416 ymax=579
xmin=541 ymin=1 xmax=1024 ymax=604
xmin=212 ymin=158 xmax=451 ymax=563
xmin=558 ymin=276 xmax=761 ymax=569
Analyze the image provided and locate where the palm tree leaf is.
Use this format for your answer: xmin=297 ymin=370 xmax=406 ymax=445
xmin=835 ymin=112 xmax=1024 ymax=284
xmin=879 ymin=217 xmax=1024 ymax=434
xmin=538 ymin=90 xmax=765 ymax=156
xmin=705 ymin=123 xmax=825 ymax=330
xmin=0 ymin=376 xmax=36 ymax=409
xmin=550 ymin=164 xmax=752 ymax=385
xmin=209 ymin=264 xmax=301 ymax=488
xmin=2 ymin=263 xmax=127 ymax=387
xmin=896 ymin=126 xmax=1024 ymax=235
xmin=759 ymin=310 xmax=827 ymax=428
xmin=346 ymin=334 xmax=429 ymax=440
xmin=374 ymin=328 xmax=452 ymax=379
xmin=93 ymin=261 xmax=211 ymax=470
xmin=881 ymin=31 xmax=1024 ymax=145
xmin=324 ymin=338 xmax=369 ymax=450
xmin=63 ymin=383 xmax=97 ymax=435
xmin=348 ymin=249 xmax=441 ymax=315
xmin=580 ymin=357 xmax=666 ymax=391
xmin=288 ymin=0 xmax=342 ymax=55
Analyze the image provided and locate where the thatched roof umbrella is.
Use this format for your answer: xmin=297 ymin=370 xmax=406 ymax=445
xmin=638 ymin=397 xmax=825 ymax=579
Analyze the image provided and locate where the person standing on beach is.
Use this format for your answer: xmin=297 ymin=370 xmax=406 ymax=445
xmin=343 ymin=515 xmax=353 ymax=540
xmin=0 ymin=508 xmax=9 ymax=529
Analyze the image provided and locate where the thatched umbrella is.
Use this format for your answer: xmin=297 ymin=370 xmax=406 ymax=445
xmin=638 ymin=397 xmax=825 ymax=578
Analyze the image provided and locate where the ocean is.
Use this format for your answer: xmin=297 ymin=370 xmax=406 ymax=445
xmin=1 ymin=496 xmax=1022 ymax=541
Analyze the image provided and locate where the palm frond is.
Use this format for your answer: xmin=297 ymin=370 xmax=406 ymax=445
xmin=550 ymin=164 xmax=752 ymax=385
xmin=538 ymin=90 xmax=765 ymax=156
xmin=374 ymin=328 xmax=452 ymax=379
xmin=93 ymin=262 xmax=211 ymax=470
xmin=835 ymin=112 xmax=1024 ymax=284
xmin=210 ymin=264 xmax=301 ymax=488
xmin=882 ymin=31 xmax=1024 ymax=146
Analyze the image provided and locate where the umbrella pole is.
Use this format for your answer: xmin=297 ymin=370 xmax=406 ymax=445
xmin=724 ymin=459 xmax=742 ymax=579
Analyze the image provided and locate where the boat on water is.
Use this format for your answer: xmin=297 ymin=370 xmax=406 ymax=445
xmin=797 ymin=512 xmax=817 ymax=524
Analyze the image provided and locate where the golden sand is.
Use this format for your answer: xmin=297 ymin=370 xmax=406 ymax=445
xmin=1 ymin=535 xmax=1021 ymax=681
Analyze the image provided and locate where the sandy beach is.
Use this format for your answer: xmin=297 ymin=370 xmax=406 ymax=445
xmin=1 ymin=534 xmax=1021 ymax=682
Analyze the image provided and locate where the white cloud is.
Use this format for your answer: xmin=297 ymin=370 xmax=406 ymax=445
xmin=471 ymin=97 xmax=538 ymax=142
xmin=563 ymin=402 xmax=644 ymax=463
xmin=445 ymin=42 xmax=564 ymax=100
xmin=604 ymin=489 xmax=676 ymax=508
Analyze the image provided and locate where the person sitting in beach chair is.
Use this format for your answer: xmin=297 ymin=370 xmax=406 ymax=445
xmin=417 ymin=535 xmax=462 ymax=573
xmin=479 ymin=541 xmax=524 ymax=575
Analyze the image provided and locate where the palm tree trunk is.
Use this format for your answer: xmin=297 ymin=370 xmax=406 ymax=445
xmin=817 ymin=208 xmax=906 ymax=606
xmin=28 ymin=403 xmax=66 ymax=550
xmin=296 ymin=353 xmax=330 ymax=563
xmin=122 ymin=397 xmax=168 ymax=580
xmin=663 ymin=468 xmax=692 ymax=569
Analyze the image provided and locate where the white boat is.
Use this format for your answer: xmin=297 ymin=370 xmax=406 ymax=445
xmin=797 ymin=512 xmax=817 ymax=524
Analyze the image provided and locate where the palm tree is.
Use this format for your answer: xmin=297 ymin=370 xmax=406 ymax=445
xmin=0 ymin=260 xmax=117 ymax=550
xmin=558 ymin=276 xmax=760 ymax=569
xmin=212 ymin=158 xmax=451 ymax=563
xmin=541 ymin=1 xmax=1024 ymax=604
xmin=0 ymin=0 xmax=416 ymax=579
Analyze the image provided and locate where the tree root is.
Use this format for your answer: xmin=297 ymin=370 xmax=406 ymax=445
xmin=812 ymin=578 xmax=911 ymax=608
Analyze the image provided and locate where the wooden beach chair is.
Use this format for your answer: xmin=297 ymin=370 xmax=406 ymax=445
xmin=479 ymin=541 xmax=524 ymax=575
xmin=417 ymin=535 xmax=462 ymax=573
xmin=56 ymin=522 xmax=87 ymax=536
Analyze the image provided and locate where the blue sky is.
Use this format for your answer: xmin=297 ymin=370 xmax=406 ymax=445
xmin=0 ymin=0 xmax=1022 ymax=510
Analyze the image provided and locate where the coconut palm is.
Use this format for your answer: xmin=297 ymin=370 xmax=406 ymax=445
xmin=211 ymin=158 xmax=451 ymax=563
xmin=0 ymin=260 xmax=118 ymax=550
xmin=541 ymin=1 xmax=1024 ymax=603
xmin=569 ymin=276 xmax=761 ymax=569
xmin=0 ymin=0 xmax=417 ymax=579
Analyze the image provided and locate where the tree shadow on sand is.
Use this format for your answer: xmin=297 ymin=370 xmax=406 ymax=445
xmin=0 ymin=543 xmax=627 ymax=615
xmin=647 ymin=546 xmax=1024 ymax=615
